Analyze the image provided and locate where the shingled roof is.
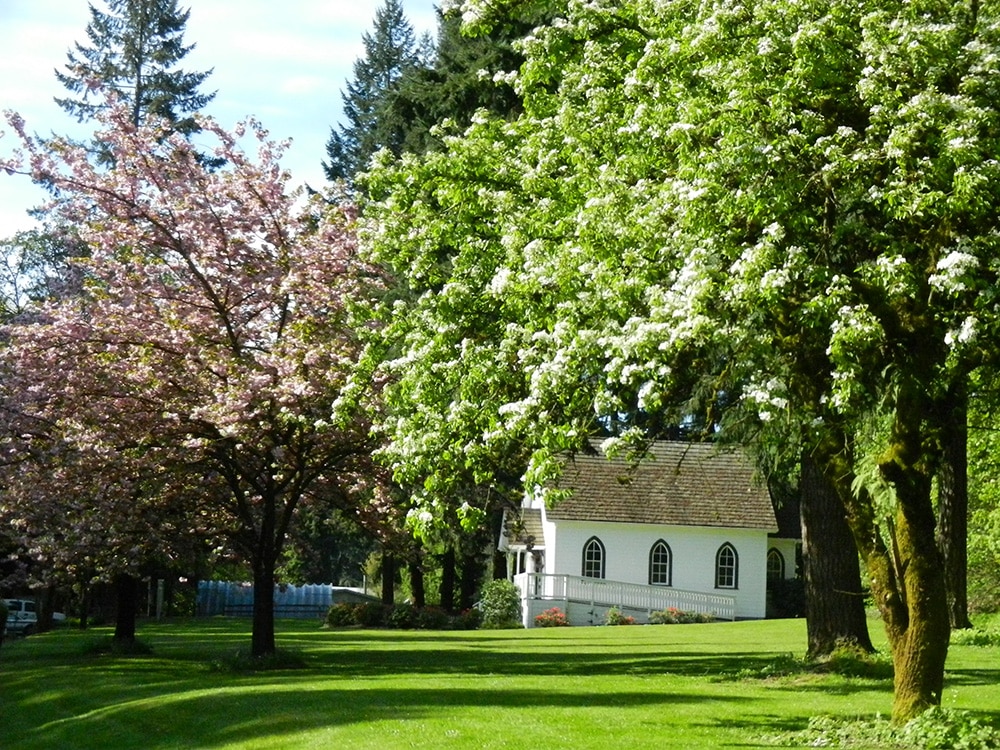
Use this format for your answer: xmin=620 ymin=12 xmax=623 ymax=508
xmin=546 ymin=441 xmax=777 ymax=531
xmin=503 ymin=507 xmax=545 ymax=549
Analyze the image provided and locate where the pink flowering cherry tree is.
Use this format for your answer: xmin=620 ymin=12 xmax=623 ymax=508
xmin=1 ymin=98 xmax=385 ymax=656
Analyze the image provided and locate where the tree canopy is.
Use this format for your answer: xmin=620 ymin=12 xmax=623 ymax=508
xmin=362 ymin=0 xmax=1000 ymax=722
xmin=54 ymin=0 xmax=214 ymax=133
xmin=323 ymin=0 xmax=427 ymax=184
xmin=1 ymin=98 xmax=384 ymax=655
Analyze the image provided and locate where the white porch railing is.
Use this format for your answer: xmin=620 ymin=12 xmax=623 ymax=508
xmin=514 ymin=572 xmax=736 ymax=624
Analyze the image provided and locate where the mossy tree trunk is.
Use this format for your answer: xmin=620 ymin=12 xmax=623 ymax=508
xmin=816 ymin=402 xmax=951 ymax=724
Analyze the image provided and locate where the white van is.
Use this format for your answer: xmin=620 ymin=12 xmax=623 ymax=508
xmin=3 ymin=599 xmax=38 ymax=636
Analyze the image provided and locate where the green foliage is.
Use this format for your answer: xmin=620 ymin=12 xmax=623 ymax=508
xmin=967 ymin=394 xmax=1000 ymax=614
xmin=326 ymin=601 xmax=474 ymax=630
xmin=812 ymin=639 xmax=894 ymax=680
xmin=279 ymin=507 xmax=376 ymax=587
xmin=604 ymin=607 xmax=636 ymax=626
xmin=767 ymin=578 xmax=807 ymax=619
xmin=534 ymin=607 xmax=569 ymax=627
xmin=776 ymin=709 xmax=1000 ymax=749
xmin=951 ymin=627 xmax=1000 ymax=648
xmin=413 ymin=606 xmax=450 ymax=630
xmin=478 ymin=578 xmax=523 ymax=629
xmin=324 ymin=0 xmax=427 ymax=183
xmin=54 ymin=0 xmax=213 ymax=136
xmin=650 ymin=608 xmax=716 ymax=625
xmin=452 ymin=607 xmax=482 ymax=630
xmin=325 ymin=603 xmax=359 ymax=628
xmin=354 ymin=602 xmax=390 ymax=628
xmin=387 ymin=602 xmax=418 ymax=629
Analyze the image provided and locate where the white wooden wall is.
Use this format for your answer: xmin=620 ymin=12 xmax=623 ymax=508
xmin=543 ymin=518 xmax=770 ymax=619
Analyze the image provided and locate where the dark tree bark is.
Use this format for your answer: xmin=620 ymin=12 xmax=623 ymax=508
xmin=251 ymin=558 xmax=276 ymax=658
xmin=800 ymin=455 xmax=873 ymax=657
xmin=439 ymin=547 xmax=456 ymax=612
xmin=458 ymin=549 xmax=480 ymax=611
xmin=36 ymin=584 xmax=57 ymax=633
xmin=78 ymin=584 xmax=90 ymax=630
xmin=936 ymin=384 xmax=973 ymax=629
xmin=408 ymin=557 xmax=426 ymax=608
xmin=380 ymin=552 xmax=396 ymax=605
xmin=113 ymin=573 xmax=139 ymax=644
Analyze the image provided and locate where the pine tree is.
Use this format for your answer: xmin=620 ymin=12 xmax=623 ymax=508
xmin=54 ymin=0 xmax=214 ymax=133
xmin=390 ymin=9 xmax=540 ymax=157
xmin=323 ymin=0 xmax=427 ymax=184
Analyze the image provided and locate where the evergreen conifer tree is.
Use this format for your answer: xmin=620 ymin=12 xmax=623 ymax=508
xmin=55 ymin=0 xmax=214 ymax=134
xmin=323 ymin=0 xmax=426 ymax=184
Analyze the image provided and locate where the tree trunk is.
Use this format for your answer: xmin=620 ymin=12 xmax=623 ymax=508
xmin=78 ymin=584 xmax=90 ymax=630
xmin=113 ymin=573 xmax=138 ymax=644
xmin=380 ymin=552 xmax=396 ymax=605
xmin=884 ymin=489 xmax=951 ymax=722
xmin=936 ymin=384 xmax=972 ymax=629
xmin=458 ymin=549 xmax=480 ymax=611
xmin=800 ymin=455 xmax=873 ymax=657
xmin=251 ymin=558 xmax=276 ymax=657
xmin=439 ymin=547 xmax=456 ymax=612
xmin=37 ymin=584 xmax=57 ymax=633
xmin=814 ymin=410 xmax=951 ymax=724
xmin=408 ymin=557 xmax=425 ymax=608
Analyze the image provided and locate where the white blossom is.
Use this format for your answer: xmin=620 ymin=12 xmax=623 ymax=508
xmin=929 ymin=247 xmax=979 ymax=293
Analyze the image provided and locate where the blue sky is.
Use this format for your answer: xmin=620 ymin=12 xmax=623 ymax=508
xmin=0 ymin=0 xmax=440 ymax=235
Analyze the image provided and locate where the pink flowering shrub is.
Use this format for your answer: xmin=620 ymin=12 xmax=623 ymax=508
xmin=534 ymin=607 xmax=570 ymax=627
xmin=605 ymin=607 xmax=636 ymax=625
xmin=650 ymin=607 xmax=715 ymax=624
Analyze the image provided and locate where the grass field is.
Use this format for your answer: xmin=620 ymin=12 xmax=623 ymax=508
xmin=2 ymin=617 xmax=998 ymax=749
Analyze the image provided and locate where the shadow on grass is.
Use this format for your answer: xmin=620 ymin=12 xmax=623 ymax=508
xmin=8 ymin=621 xmax=999 ymax=749
xmin=19 ymin=682 xmax=725 ymax=750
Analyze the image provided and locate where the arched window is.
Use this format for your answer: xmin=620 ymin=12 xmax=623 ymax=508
xmin=582 ymin=537 xmax=605 ymax=579
xmin=649 ymin=540 xmax=672 ymax=586
xmin=715 ymin=543 xmax=738 ymax=589
xmin=766 ymin=548 xmax=785 ymax=581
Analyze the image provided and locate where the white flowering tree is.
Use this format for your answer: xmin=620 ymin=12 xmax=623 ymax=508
xmin=363 ymin=0 xmax=1000 ymax=722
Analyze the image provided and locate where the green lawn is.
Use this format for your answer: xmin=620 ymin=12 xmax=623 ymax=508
xmin=2 ymin=617 xmax=998 ymax=749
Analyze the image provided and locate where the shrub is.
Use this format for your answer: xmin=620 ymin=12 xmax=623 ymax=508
xmin=775 ymin=708 xmax=1000 ymax=750
xmin=354 ymin=601 xmax=389 ymax=628
xmin=414 ymin=606 xmax=450 ymax=630
xmin=387 ymin=603 xmax=417 ymax=629
xmin=479 ymin=579 xmax=523 ymax=629
xmin=767 ymin=578 xmax=806 ymax=618
xmin=951 ymin=626 xmax=1000 ymax=647
xmin=605 ymin=607 xmax=636 ymax=626
xmin=534 ymin=607 xmax=569 ymax=627
xmin=452 ymin=608 xmax=482 ymax=630
xmin=649 ymin=607 xmax=714 ymax=624
xmin=650 ymin=607 xmax=680 ymax=624
xmin=325 ymin=602 xmax=358 ymax=628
